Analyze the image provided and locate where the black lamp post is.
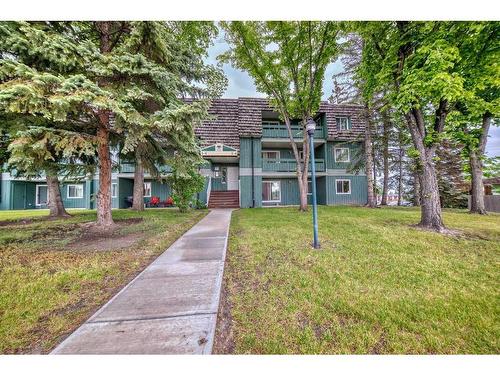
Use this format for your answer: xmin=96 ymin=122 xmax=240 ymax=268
xmin=306 ymin=117 xmax=320 ymax=249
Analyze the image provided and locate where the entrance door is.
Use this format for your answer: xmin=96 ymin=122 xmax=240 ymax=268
xmin=212 ymin=165 xmax=227 ymax=191
xmin=226 ymin=166 xmax=239 ymax=190
xmin=36 ymin=185 xmax=48 ymax=206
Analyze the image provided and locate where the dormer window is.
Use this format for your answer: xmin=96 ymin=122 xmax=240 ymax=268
xmin=336 ymin=117 xmax=351 ymax=131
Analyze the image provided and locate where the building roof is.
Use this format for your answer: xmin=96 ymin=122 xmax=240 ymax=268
xmin=483 ymin=177 xmax=500 ymax=185
xmin=194 ymin=97 xmax=366 ymax=149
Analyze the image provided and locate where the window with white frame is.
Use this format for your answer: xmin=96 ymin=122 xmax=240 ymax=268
xmin=336 ymin=179 xmax=351 ymax=194
xmin=334 ymin=147 xmax=350 ymax=163
xmin=111 ymin=183 xmax=118 ymax=198
xmin=35 ymin=184 xmax=48 ymax=206
xmin=262 ymin=150 xmax=280 ymax=160
xmin=67 ymin=184 xmax=84 ymax=199
xmin=144 ymin=182 xmax=152 ymax=197
xmin=336 ymin=117 xmax=351 ymax=130
xmin=262 ymin=181 xmax=281 ymax=202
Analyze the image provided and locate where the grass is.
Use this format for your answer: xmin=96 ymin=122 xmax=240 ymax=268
xmin=0 ymin=208 xmax=207 ymax=353
xmin=215 ymin=206 xmax=500 ymax=354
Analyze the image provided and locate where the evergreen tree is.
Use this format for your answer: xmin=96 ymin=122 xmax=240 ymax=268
xmin=0 ymin=21 xmax=225 ymax=226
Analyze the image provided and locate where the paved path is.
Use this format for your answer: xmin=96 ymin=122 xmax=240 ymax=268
xmin=52 ymin=209 xmax=233 ymax=354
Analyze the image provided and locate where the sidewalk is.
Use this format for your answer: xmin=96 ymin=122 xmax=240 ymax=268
xmin=51 ymin=209 xmax=233 ymax=354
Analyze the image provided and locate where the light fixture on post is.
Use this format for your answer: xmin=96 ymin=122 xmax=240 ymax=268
xmin=306 ymin=117 xmax=320 ymax=249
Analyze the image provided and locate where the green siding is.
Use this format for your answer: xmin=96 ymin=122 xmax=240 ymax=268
xmin=240 ymin=138 xmax=262 ymax=208
xmin=326 ymin=175 xmax=367 ymax=205
xmin=0 ymin=179 xmax=11 ymax=210
xmin=61 ymin=182 xmax=87 ymax=209
xmin=326 ymin=141 xmax=363 ymax=170
xmin=118 ymin=178 xmax=134 ymax=208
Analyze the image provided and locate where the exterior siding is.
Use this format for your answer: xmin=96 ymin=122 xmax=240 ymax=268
xmin=326 ymin=141 xmax=363 ymax=170
xmin=326 ymin=175 xmax=368 ymax=205
xmin=0 ymin=179 xmax=11 ymax=210
xmin=118 ymin=178 xmax=133 ymax=208
xmin=240 ymin=138 xmax=262 ymax=208
xmin=60 ymin=182 xmax=87 ymax=209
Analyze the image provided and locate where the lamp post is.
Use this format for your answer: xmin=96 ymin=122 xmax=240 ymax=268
xmin=306 ymin=117 xmax=320 ymax=249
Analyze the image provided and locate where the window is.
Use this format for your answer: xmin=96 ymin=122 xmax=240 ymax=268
xmin=336 ymin=179 xmax=351 ymax=194
xmin=262 ymin=150 xmax=280 ymax=160
xmin=143 ymin=182 xmax=152 ymax=197
xmin=334 ymin=147 xmax=350 ymax=163
xmin=262 ymin=181 xmax=281 ymax=202
xmin=336 ymin=117 xmax=351 ymax=130
xmin=111 ymin=183 xmax=118 ymax=198
xmin=215 ymin=143 xmax=223 ymax=152
xmin=36 ymin=185 xmax=48 ymax=206
xmin=67 ymin=184 xmax=84 ymax=199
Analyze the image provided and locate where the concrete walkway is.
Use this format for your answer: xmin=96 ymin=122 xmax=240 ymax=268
xmin=52 ymin=209 xmax=233 ymax=354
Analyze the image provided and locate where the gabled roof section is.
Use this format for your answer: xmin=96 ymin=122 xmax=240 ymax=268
xmin=194 ymin=99 xmax=239 ymax=149
xmin=191 ymin=97 xmax=366 ymax=149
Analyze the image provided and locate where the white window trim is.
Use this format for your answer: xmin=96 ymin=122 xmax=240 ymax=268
xmin=262 ymin=180 xmax=281 ymax=203
xmin=111 ymin=183 xmax=118 ymax=198
xmin=334 ymin=147 xmax=350 ymax=163
xmin=35 ymin=184 xmax=48 ymax=206
xmin=143 ymin=182 xmax=152 ymax=197
xmin=335 ymin=179 xmax=351 ymax=195
xmin=337 ymin=117 xmax=350 ymax=131
xmin=261 ymin=150 xmax=280 ymax=159
xmin=67 ymin=184 xmax=84 ymax=199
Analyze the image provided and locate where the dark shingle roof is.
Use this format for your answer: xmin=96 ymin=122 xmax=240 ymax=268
xmin=194 ymin=99 xmax=239 ymax=149
xmin=194 ymin=98 xmax=366 ymax=150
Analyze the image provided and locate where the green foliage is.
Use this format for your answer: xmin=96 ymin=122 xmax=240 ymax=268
xmin=220 ymin=21 xmax=340 ymax=121
xmin=167 ymin=157 xmax=205 ymax=213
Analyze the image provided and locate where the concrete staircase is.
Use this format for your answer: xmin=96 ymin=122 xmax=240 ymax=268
xmin=208 ymin=190 xmax=239 ymax=208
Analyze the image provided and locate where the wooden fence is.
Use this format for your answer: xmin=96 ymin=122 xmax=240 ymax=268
xmin=468 ymin=195 xmax=500 ymax=213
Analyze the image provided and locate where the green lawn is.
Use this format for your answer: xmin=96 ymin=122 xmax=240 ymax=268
xmin=0 ymin=208 xmax=207 ymax=354
xmin=214 ymin=206 xmax=500 ymax=354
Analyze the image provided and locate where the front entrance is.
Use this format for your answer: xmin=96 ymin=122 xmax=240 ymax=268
xmin=36 ymin=184 xmax=48 ymax=206
xmin=212 ymin=165 xmax=239 ymax=192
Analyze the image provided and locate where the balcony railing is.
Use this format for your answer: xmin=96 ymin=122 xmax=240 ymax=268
xmin=119 ymin=163 xmax=171 ymax=174
xmin=262 ymin=123 xmax=324 ymax=139
xmin=262 ymin=158 xmax=325 ymax=172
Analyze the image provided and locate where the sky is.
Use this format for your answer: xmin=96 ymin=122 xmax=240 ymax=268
xmin=206 ymin=35 xmax=499 ymax=157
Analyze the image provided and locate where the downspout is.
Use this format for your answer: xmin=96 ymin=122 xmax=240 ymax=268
xmin=251 ymin=137 xmax=255 ymax=208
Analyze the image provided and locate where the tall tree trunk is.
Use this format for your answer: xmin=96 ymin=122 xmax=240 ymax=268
xmin=364 ymin=105 xmax=376 ymax=207
xmin=381 ymin=112 xmax=390 ymax=205
xmin=95 ymin=21 xmax=114 ymax=227
xmin=281 ymin=115 xmax=308 ymax=212
xmin=96 ymin=122 xmax=114 ymax=226
xmin=132 ymin=148 xmax=145 ymax=211
xmin=413 ymin=169 xmax=421 ymax=206
xmin=406 ymin=110 xmax=445 ymax=231
xmin=469 ymin=113 xmax=491 ymax=214
xmin=46 ymin=170 xmax=70 ymax=218
xmin=397 ymin=149 xmax=403 ymax=206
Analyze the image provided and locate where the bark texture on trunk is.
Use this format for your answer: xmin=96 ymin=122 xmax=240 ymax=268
xmin=413 ymin=169 xmax=421 ymax=206
xmin=46 ymin=171 xmax=70 ymax=217
xmin=469 ymin=114 xmax=491 ymax=215
xmin=398 ymin=144 xmax=404 ymax=206
xmin=96 ymin=122 xmax=114 ymax=226
xmin=94 ymin=21 xmax=114 ymax=227
xmin=282 ymin=115 xmax=308 ymax=212
xmin=381 ymin=112 xmax=390 ymax=205
xmin=405 ymin=108 xmax=445 ymax=231
xmin=132 ymin=149 xmax=145 ymax=211
xmin=364 ymin=105 xmax=376 ymax=207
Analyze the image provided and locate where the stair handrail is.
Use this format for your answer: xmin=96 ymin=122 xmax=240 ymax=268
xmin=206 ymin=176 xmax=212 ymax=207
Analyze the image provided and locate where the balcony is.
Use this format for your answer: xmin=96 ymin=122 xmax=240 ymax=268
xmin=262 ymin=123 xmax=324 ymax=139
xmin=262 ymin=158 xmax=325 ymax=172
xmin=119 ymin=163 xmax=171 ymax=174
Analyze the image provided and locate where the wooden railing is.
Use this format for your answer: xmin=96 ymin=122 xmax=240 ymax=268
xmin=262 ymin=124 xmax=324 ymax=139
xmin=119 ymin=163 xmax=171 ymax=174
xmin=262 ymin=158 xmax=325 ymax=172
